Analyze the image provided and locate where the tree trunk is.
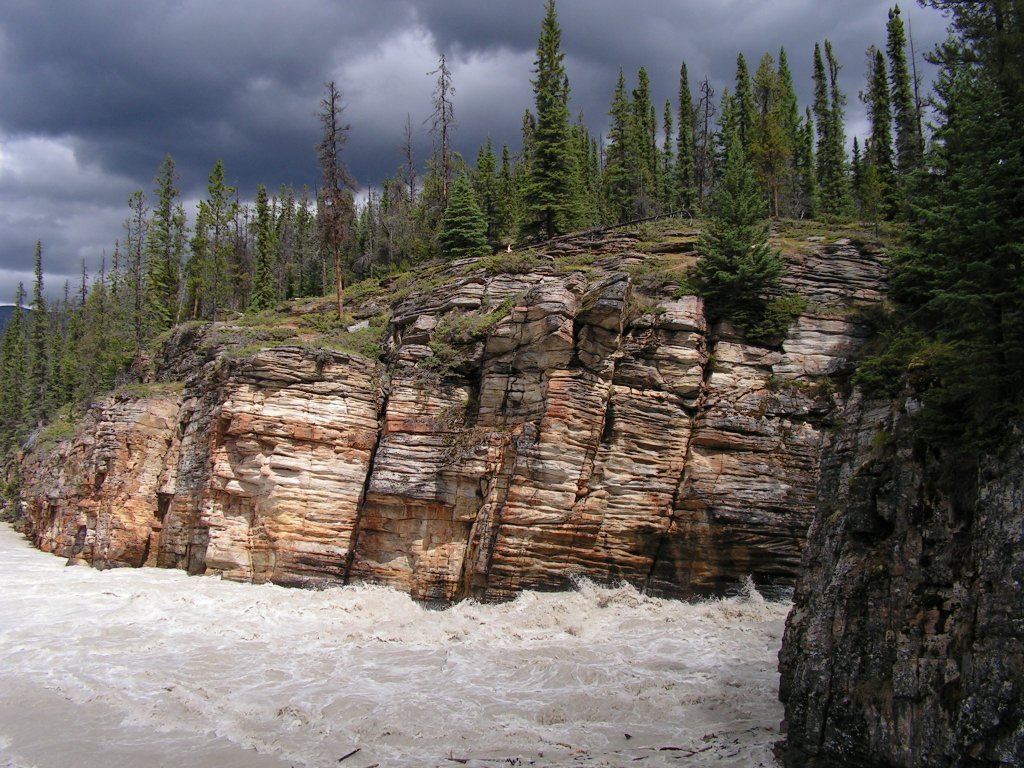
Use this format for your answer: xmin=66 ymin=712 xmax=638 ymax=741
xmin=334 ymin=247 xmax=344 ymax=321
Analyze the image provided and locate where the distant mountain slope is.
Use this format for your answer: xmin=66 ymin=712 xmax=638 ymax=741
xmin=0 ymin=305 xmax=21 ymax=333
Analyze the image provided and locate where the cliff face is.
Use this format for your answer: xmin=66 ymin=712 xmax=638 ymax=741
xmin=779 ymin=398 xmax=1024 ymax=766
xmin=20 ymin=228 xmax=885 ymax=603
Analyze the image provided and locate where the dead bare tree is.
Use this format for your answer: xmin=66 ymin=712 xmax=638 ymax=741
xmin=428 ymin=54 xmax=455 ymax=209
xmin=317 ymin=81 xmax=357 ymax=320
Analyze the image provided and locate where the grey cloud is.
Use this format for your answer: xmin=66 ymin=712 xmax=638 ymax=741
xmin=0 ymin=0 xmax=950 ymax=301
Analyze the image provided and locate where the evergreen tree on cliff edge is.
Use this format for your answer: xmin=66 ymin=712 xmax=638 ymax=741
xmin=522 ymin=0 xmax=577 ymax=240
xmin=693 ymin=126 xmax=784 ymax=330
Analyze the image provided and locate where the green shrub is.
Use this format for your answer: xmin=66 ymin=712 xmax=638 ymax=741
xmin=746 ymin=294 xmax=809 ymax=345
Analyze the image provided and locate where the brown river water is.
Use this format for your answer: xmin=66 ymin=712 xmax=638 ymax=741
xmin=0 ymin=524 xmax=787 ymax=767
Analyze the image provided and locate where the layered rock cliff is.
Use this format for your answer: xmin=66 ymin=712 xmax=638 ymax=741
xmin=20 ymin=224 xmax=886 ymax=603
xmin=779 ymin=398 xmax=1024 ymax=765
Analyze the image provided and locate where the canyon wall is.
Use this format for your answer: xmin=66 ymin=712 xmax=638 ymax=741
xmin=779 ymin=398 xmax=1024 ymax=766
xmin=20 ymin=230 xmax=885 ymax=603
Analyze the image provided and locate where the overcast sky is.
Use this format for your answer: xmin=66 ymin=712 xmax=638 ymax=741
xmin=0 ymin=0 xmax=951 ymax=302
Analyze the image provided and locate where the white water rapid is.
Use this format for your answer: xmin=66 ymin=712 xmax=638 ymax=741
xmin=0 ymin=524 xmax=788 ymax=767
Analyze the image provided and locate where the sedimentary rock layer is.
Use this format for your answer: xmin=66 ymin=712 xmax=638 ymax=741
xmin=20 ymin=234 xmax=886 ymax=602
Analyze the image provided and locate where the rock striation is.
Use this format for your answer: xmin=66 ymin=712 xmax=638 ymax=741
xmin=20 ymin=231 xmax=886 ymax=603
xmin=778 ymin=398 xmax=1024 ymax=766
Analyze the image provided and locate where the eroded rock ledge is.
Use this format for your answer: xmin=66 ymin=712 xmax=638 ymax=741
xmin=21 ymin=231 xmax=885 ymax=603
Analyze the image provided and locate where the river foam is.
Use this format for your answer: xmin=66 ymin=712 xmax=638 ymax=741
xmin=0 ymin=524 xmax=787 ymax=767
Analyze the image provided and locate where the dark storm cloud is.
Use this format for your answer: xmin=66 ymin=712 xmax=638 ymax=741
xmin=0 ymin=0 xmax=950 ymax=301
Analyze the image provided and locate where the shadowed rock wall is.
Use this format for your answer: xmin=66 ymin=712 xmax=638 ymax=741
xmin=779 ymin=399 xmax=1024 ymax=766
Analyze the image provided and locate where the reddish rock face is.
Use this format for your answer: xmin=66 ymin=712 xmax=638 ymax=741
xmin=22 ymin=393 xmax=182 ymax=570
xmin=20 ymin=234 xmax=886 ymax=602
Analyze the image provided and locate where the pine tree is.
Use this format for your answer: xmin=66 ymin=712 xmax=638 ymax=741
xmin=522 ymin=0 xmax=577 ymax=239
xmin=674 ymin=61 xmax=697 ymax=212
xmin=693 ymin=126 xmax=785 ymax=329
xmin=249 ymin=184 xmax=278 ymax=311
xmin=439 ymin=174 xmax=491 ymax=259
xmin=887 ymin=5 xmax=923 ymax=178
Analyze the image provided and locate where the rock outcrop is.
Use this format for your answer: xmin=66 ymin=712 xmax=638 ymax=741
xmin=20 ymin=229 xmax=887 ymax=603
xmin=779 ymin=398 xmax=1024 ymax=766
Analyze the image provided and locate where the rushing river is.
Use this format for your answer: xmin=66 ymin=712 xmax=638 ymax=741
xmin=0 ymin=524 xmax=788 ymax=767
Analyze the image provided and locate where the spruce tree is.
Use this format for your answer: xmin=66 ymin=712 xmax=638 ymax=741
xmin=497 ymin=144 xmax=518 ymax=242
xmin=603 ymin=70 xmax=635 ymax=223
xmin=144 ymin=155 xmax=186 ymax=332
xmin=716 ymin=88 xmax=739 ymax=180
xmin=880 ymin=7 xmax=1024 ymax=443
xmin=693 ymin=126 xmax=784 ymax=329
xmin=734 ymin=53 xmax=757 ymax=154
xmin=0 ymin=285 xmax=27 ymax=451
xmin=295 ymin=187 xmax=322 ymax=298
xmin=522 ymin=0 xmax=577 ymax=240
xmin=752 ymin=52 xmax=787 ymax=217
xmin=852 ymin=136 xmax=864 ymax=212
xmin=674 ymin=61 xmax=697 ymax=212
xmin=863 ymin=45 xmax=896 ymax=212
xmin=796 ymin=106 xmax=818 ymax=218
xmin=813 ymin=42 xmax=852 ymax=216
xmin=59 ymin=298 xmax=84 ymax=407
xmin=630 ymin=67 xmax=658 ymax=215
xmin=439 ymin=174 xmax=491 ymax=259
xmin=887 ymin=5 xmax=923 ymax=178
xmin=249 ymin=184 xmax=277 ymax=311
xmin=45 ymin=289 xmax=70 ymax=413
xmin=27 ymin=242 xmax=48 ymax=425
xmin=275 ymin=186 xmax=297 ymax=298
xmin=472 ymin=138 xmax=501 ymax=244
xmin=571 ymin=119 xmax=601 ymax=227
xmin=660 ymin=100 xmax=675 ymax=213
xmin=776 ymin=48 xmax=803 ymax=218
xmin=188 ymin=160 xmax=238 ymax=320
xmin=124 ymin=190 xmax=149 ymax=380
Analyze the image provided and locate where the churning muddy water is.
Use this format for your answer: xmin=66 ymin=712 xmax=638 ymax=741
xmin=0 ymin=524 xmax=787 ymax=767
